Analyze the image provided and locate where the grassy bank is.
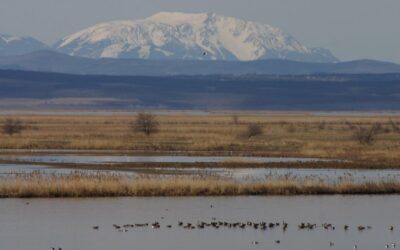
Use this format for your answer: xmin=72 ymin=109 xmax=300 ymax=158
xmin=1 ymin=113 xmax=400 ymax=164
xmin=2 ymin=173 xmax=400 ymax=198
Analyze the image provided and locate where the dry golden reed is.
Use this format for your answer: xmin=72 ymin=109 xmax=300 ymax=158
xmin=1 ymin=114 xmax=400 ymax=164
xmin=1 ymin=173 xmax=400 ymax=198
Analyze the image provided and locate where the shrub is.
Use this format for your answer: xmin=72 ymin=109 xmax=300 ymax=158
xmin=246 ymin=123 xmax=263 ymax=138
xmin=2 ymin=118 xmax=24 ymax=136
xmin=353 ymin=124 xmax=381 ymax=145
xmin=317 ymin=121 xmax=326 ymax=130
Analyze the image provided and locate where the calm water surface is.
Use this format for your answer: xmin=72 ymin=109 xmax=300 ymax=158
xmin=1 ymin=163 xmax=400 ymax=183
xmin=0 ymin=196 xmax=400 ymax=250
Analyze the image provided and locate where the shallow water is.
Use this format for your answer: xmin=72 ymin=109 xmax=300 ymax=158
xmin=0 ymin=154 xmax=323 ymax=164
xmin=0 ymin=164 xmax=135 ymax=177
xmin=0 ymin=196 xmax=399 ymax=250
xmin=1 ymin=163 xmax=400 ymax=183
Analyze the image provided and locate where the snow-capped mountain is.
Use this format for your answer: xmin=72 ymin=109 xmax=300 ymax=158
xmin=55 ymin=12 xmax=338 ymax=62
xmin=0 ymin=34 xmax=48 ymax=56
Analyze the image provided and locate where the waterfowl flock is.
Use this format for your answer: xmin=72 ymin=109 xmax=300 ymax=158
xmin=96 ymin=220 xmax=399 ymax=249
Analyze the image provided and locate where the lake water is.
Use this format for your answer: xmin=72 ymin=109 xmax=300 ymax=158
xmin=0 ymin=196 xmax=399 ymax=250
xmin=0 ymin=154 xmax=399 ymax=182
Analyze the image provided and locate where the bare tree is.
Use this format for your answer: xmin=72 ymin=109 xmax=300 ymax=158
xmin=133 ymin=112 xmax=159 ymax=136
xmin=232 ymin=115 xmax=239 ymax=125
xmin=2 ymin=118 xmax=24 ymax=136
xmin=353 ymin=123 xmax=381 ymax=145
xmin=246 ymin=123 xmax=263 ymax=138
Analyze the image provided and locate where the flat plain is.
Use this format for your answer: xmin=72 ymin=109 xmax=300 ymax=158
xmin=0 ymin=113 xmax=399 ymax=166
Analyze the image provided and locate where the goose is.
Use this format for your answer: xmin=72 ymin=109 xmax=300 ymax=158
xmin=283 ymin=222 xmax=288 ymax=231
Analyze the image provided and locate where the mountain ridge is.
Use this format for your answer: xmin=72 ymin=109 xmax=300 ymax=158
xmin=1 ymin=50 xmax=399 ymax=76
xmin=54 ymin=12 xmax=338 ymax=62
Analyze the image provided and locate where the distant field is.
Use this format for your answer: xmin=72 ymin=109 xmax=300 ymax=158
xmin=1 ymin=70 xmax=400 ymax=110
xmin=1 ymin=113 xmax=400 ymax=166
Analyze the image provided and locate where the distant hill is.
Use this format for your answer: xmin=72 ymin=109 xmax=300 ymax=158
xmin=1 ymin=51 xmax=400 ymax=76
xmin=0 ymin=69 xmax=400 ymax=110
xmin=0 ymin=34 xmax=49 ymax=56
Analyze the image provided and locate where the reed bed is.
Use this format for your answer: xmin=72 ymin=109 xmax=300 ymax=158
xmin=1 ymin=172 xmax=400 ymax=198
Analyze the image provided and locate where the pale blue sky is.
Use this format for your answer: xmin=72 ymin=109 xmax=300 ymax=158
xmin=1 ymin=0 xmax=399 ymax=62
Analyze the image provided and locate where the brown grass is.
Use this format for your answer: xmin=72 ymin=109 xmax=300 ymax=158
xmin=1 ymin=113 xmax=400 ymax=164
xmin=1 ymin=173 xmax=400 ymax=198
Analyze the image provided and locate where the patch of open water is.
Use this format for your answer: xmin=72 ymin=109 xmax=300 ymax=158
xmin=0 ymin=196 xmax=399 ymax=250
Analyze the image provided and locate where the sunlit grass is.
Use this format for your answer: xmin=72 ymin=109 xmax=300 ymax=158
xmin=0 ymin=114 xmax=400 ymax=163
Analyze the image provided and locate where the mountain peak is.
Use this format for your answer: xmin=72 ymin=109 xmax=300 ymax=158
xmin=55 ymin=12 xmax=338 ymax=62
xmin=0 ymin=33 xmax=48 ymax=56
xmin=144 ymin=12 xmax=218 ymax=30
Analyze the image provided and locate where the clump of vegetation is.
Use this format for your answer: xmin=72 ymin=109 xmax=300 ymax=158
xmin=132 ymin=112 xmax=159 ymax=136
xmin=246 ymin=123 xmax=263 ymax=138
xmin=344 ymin=120 xmax=357 ymax=130
xmin=317 ymin=121 xmax=326 ymax=130
xmin=353 ymin=123 xmax=381 ymax=145
xmin=286 ymin=123 xmax=296 ymax=133
xmin=2 ymin=118 xmax=25 ymax=136
xmin=389 ymin=119 xmax=400 ymax=133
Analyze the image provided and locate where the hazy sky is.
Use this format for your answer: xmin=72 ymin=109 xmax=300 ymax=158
xmin=1 ymin=0 xmax=399 ymax=63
